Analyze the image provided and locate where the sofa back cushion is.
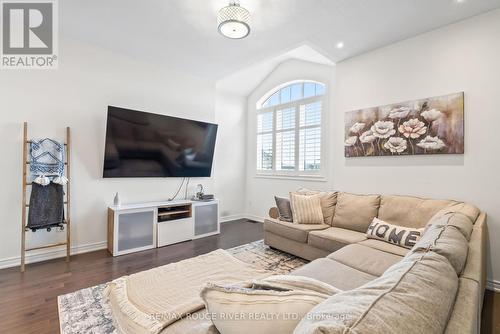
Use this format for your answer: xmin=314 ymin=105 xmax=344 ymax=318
xmin=378 ymin=195 xmax=455 ymax=229
xmin=412 ymin=212 xmax=474 ymax=275
xmin=366 ymin=218 xmax=424 ymax=249
xmin=294 ymin=251 xmax=458 ymax=334
xmin=295 ymin=189 xmax=338 ymax=225
xmin=432 ymin=201 xmax=481 ymax=226
xmin=331 ymin=192 xmax=380 ymax=233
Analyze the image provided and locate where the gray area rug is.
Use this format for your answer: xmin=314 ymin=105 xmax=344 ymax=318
xmin=58 ymin=240 xmax=307 ymax=334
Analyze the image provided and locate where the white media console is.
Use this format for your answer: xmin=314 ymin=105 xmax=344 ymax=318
xmin=107 ymin=199 xmax=219 ymax=256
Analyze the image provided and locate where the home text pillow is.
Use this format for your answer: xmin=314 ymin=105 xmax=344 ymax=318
xmin=294 ymin=189 xmax=338 ymax=225
xmin=366 ymin=218 xmax=424 ymax=249
xmin=201 ymin=276 xmax=337 ymax=334
xmin=274 ymin=196 xmax=293 ymax=222
xmin=290 ymin=193 xmax=324 ymax=225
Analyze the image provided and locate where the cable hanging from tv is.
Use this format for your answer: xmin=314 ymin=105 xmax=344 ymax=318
xmin=168 ymin=177 xmax=190 ymax=201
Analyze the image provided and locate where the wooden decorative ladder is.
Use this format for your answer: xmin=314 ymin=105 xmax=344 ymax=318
xmin=20 ymin=122 xmax=72 ymax=272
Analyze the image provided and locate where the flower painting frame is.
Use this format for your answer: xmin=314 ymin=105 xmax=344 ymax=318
xmin=344 ymin=92 xmax=464 ymax=157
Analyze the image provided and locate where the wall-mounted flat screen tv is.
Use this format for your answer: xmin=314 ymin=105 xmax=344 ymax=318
xmin=103 ymin=106 xmax=218 ymax=178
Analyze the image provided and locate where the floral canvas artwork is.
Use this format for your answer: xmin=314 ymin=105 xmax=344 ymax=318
xmin=344 ymin=92 xmax=464 ymax=157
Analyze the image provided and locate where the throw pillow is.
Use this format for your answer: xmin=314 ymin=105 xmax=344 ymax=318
xmin=290 ymin=193 xmax=324 ymax=225
xmin=294 ymin=189 xmax=337 ymax=225
xmin=366 ymin=217 xmax=424 ymax=249
xmin=274 ymin=196 xmax=293 ymax=222
xmin=332 ymin=192 xmax=381 ymax=232
xmin=201 ymin=276 xmax=337 ymax=334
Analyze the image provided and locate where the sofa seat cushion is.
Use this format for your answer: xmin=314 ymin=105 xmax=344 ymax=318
xmin=307 ymin=227 xmax=367 ymax=252
xmin=332 ymin=192 xmax=381 ymax=233
xmin=290 ymin=258 xmax=377 ymax=291
xmin=264 ymin=219 xmax=329 ymax=243
xmin=378 ymin=194 xmax=455 ymax=229
xmin=357 ymin=239 xmax=410 ymax=257
xmin=327 ymin=244 xmax=403 ymax=277
xmin=294 ymin=251 xmax=459 ymax=334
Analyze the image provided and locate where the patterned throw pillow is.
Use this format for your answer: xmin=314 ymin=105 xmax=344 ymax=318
xmin=290 ymin=193 xmax=324 ymax=225
xmin=274 ymin=196 xmax=293 ymax=222
xmin=366 ymin=218 xmax=424 ymax=249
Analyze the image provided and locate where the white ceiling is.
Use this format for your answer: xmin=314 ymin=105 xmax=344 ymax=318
xmin=216 ymin=44 xmax=334 ymax=95
xmin=62 ymin=0 xmax=500 ymax=79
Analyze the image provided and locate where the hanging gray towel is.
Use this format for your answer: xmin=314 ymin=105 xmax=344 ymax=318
xmin=27 ymin=183 xmax=65 ymax=231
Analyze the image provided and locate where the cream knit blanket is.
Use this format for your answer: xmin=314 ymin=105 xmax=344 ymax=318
xmin=104 ymin=249 xmax=271 ymax=334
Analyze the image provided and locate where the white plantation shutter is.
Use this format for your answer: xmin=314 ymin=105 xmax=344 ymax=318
xmin=276 ymin=107 xmax=295 ymax=171
xmin=257 ymin=111 xmax=274 ymax=170
xmin=257 ymin=82 xmax=325 ymax=176
xmin=257 ymin=133 xmax=273 ymax=170
xmin=299 ymin=102 xmax=321 ymax=171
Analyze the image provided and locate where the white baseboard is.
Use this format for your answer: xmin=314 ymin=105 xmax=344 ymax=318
xmin=486 ymin=279 xmax=500 ymax=292
xmin=244 ymin=214 xmax=265 ymax=223
xmin=220 ymin=214 xmax=266 ymax=223
xmin=220 ymin=214 xmax=248 ymax=223
xmin=0 ymin=240 xmax=108 ymax=270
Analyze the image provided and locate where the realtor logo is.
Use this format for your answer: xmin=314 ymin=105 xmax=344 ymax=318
xmin=1 ymin=0 xmax=58 ymax=69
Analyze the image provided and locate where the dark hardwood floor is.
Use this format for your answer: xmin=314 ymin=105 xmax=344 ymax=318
xmin=0 ymin=219 xmax=498 ymax=334
xmin=0 ymin=220 xmax=263 ymax=334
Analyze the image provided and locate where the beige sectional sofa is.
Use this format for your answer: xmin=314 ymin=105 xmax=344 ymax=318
xmin=264 ymin=192 xmax=488 ymax=333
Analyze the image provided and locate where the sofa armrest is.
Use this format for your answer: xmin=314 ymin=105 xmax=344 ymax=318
xmin=269 ymin=207 xmax=279 ymax=219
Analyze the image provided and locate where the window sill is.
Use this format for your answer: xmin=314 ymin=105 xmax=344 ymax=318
xmin=254 ymin=174 xmax=328 ymax=182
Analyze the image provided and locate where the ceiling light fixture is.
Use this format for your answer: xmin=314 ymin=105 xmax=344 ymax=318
xmin=217 ymin=1 xmax=251 ymax=39
xmin=336 ymin=41 xmax=344 ymax=49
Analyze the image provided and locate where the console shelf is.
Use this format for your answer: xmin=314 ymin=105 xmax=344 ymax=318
xmin=108 ymin=199 xmax=219 ymax=256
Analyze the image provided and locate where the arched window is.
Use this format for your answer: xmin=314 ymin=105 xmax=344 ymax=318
xmin=256 ymin=81 xmax=326 ymax=175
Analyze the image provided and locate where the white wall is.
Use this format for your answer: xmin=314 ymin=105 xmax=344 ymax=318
xmin=245 ymin=59 xmax=335 ymax=219
xmin=0 ymin=36 xmax=217 ymax=267
xmin=214 ymin=91 xmax=247 ymax=219
xmin=332 ymin=9 xmax=500 ymax=286
xmin=244 ymin=9 xmax=500 ymax=287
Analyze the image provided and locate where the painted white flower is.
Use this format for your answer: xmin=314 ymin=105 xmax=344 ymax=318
xmin=417 ymin=136 xmax=446 ymax=150
xmin=359 ymin=130 xmax=376 ymax=143
xmin=370 ymin=121 xmax=396 ymax=139
xmin=388 ymin=107 xmax=411 ymax=119
xmin=398 ymin=118 xmax=427 ymax=139
xmin=384 ymin=137 xmax=408 ymax=153
xmin=420 ymin=109 xmax=443 ymax=122
xmin=345 ymin=136 xmax=358 ymax=147
xmin=349 ymin=122 xmax=366 ymax=134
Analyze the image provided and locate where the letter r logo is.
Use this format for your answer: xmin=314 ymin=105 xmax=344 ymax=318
xmin=2 ymin=2 xmax=53 ymax=54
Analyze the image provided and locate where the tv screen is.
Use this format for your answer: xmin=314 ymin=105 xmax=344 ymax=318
xmin=103 ymin=106 xmax=218 ymax=178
